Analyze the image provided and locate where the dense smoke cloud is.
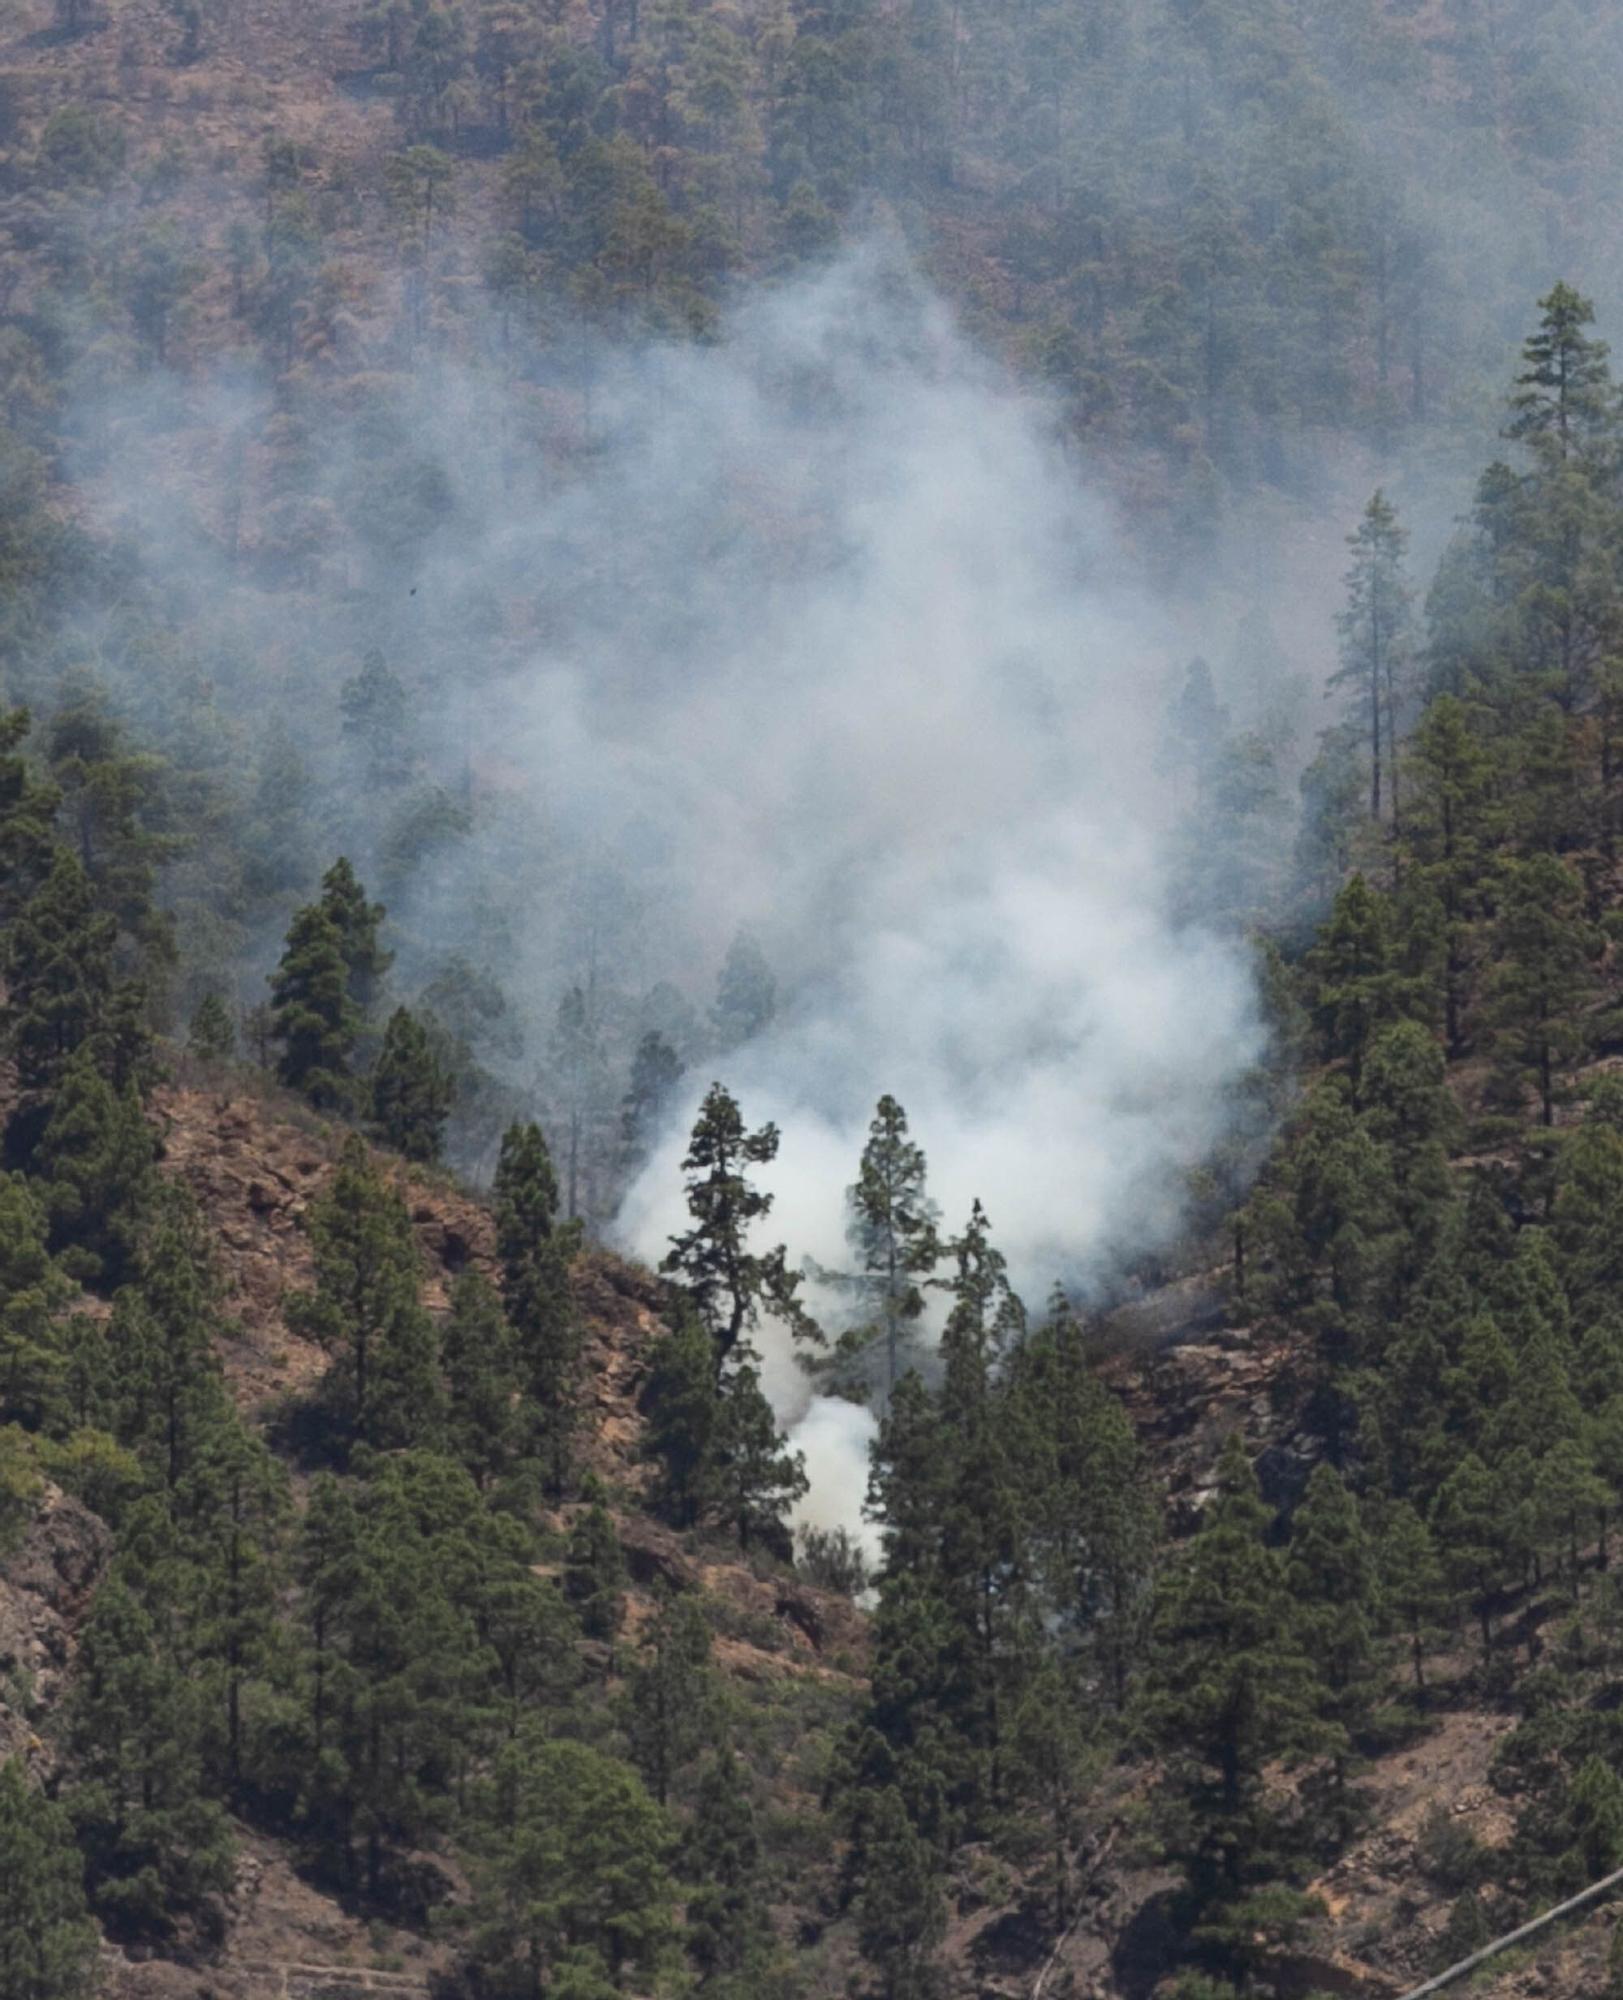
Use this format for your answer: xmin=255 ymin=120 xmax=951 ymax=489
xmin=578 ymin=239 xmax=1266 ymax=1541
xmin=72 ymin=236 xmax=1268 ymax=1546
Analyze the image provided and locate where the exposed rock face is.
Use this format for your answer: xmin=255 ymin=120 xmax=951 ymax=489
xmin=153 ymin=1085 xmax=504 ymax=1408
xmin=152 ymin=1086 xmax=666 ymax=1482
xmin=0 ymin=1482 xmax=111 ymax=1767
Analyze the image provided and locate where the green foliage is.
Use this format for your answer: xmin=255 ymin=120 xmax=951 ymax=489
xmin=710 ymin=930 xmax=776 ymax=1053
xmin=797 ymin=1522 xmax=869 ymax=1597
xmin=0 ymin=1759 xmax=98 ymax=2000
xmin=643 ymin=1300 xmax=722 ymax=1530
xmin=10 ymin=26 xmax=1623 ymax=1980
xmin=63 ymin=1567 xmax=237 ymax=1936
xmin=1141 ymin=1435 xmax=1323 ymax=1905
xmin=319 ymin=857 xmax=392 ymax=1016
xmin=563 ymin=1489 xmax=627 ymax=1642
xmin=1486 ymin=854 xmax=1601 ymax=1126
xmin=854 ymin=1783 xmax=945 ymax=2000
xmin=0 ymin=1174 xmax=75 ymax=1434
xmin=441 ymin=1270 xmax=520 ymax=1489
xmin=684 ymin=1746 xmax=777 ymax=1990
xmin=465 ymin=1734 xmax=675 ymax=1997
xmin=368 ymin=1005 xmax=452 ymax=1162
xmin=0 ymin=710 xmax=61 ymax=933
xmin=1332 ymin=491 xmax=1415 ymax=825
xmin=339 ymin=650 xmax=415 ymax=790
xmin=1006 ymin=1289 xmax=1159 ymax=1704
xmin=626 ymin=1588 xmax=716 ymax=1807
xmin=620 ymin=1028 xmax=684 ymax=1181
xmin=1431 ymin=1888 xmax=1492 ymax=1972
xmin=34 ymin=1046 xmax=156 ymax=1287
xmin=185 ymin=990 xmax=235 ymax=1063
xmin=712 ymin=1360 xmax=806 ymax=1553
xmin=268 ymin=901 xmax=359 ymax=1109
xmin=296 ymin=1451 xmax=579 ymax=1900
xmin=810 ymin=1094 xmax=939 ymax=1397
xmin=493 ymin=1119 xmax=581 ymax=1492
xmin=286 ymin=1136 xmax=444 ymax=1451
xmin=1377 ymin=1501 xmax=1448 ymax=1702
xmin=106 ymin=1186 xmax=234 ymax=1492
xmin=662 ymin=1082 xmax=814 ymax=1371
xmin=0 ymin=1424 xmax=44 ymax=1550
xmin=4 ymin=849 xmax=120 ymax=1095
xmin=1287 ymin=1465 xmax=1381 ymax=1826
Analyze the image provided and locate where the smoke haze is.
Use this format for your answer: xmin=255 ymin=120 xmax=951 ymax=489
xmin=69 ymin=237 xmax=1275 ymax=1544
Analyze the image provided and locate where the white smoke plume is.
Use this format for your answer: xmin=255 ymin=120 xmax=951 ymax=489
xmin=587 ymin=238 xmax=1266 ymax=1548
xmin=71 ymin=235 xmax=1268 ymax=1551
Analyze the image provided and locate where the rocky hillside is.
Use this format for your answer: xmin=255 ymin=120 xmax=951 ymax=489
xmin=5 ymin=1062 xmax=1616 ymax=2000
xmin=2 ymin=1072 xmax=879 ymax=2000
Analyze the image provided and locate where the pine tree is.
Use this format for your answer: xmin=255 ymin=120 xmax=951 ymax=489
xmin=854 ymin=1785 xmax=946 ymax=2000
xmin=4 ymin=848 xmax=119 ymax=1093
xmin=339 ymin=649 xmax=415 ymax=789
xmin=1142 ymin=1433 xmax=1321 ymax=1902
xmin=1361 ymin=1020 xmax=1456 ymax=1288
xmin=466 ymin=1733 xmax=675 ymax=1996
xmin=713 ymin=1360 xmax=807 ymax=1552
xmin=0 ymin=1759 xmax=98 ymax=2000
xmin=710 ymin=929 xmax=776 ymax=1053
xmin=889 ymin=1201 xmax=1032 ymax=1821
xmin=368 ymin=1005 xmax=452 ymax=1163
xmin=1508 ymin=283 xmax=1616 ymax=467
xmin=34 ymin=1046 xmax=156 ymax=1287
xmin=286 ymin=1136 xmax=443 ymax=1451
xmin=1158 ymin=655 xmax=1227 ymax=807
xmin=0 ymin=707 xmax=62 ymax=933
xmin=548 ymin=982 xmax=615 ymax=1223
xmin=186 ymin=990 xmax=235 ymax=1063
xmin=107 ymin=1186 xmax=234 ymax=1492
xmin=63 ymin=1570 xmax=236 ymax=1935
xmin=662 ymin=1083 xmax=815 ymax=1375
xmin=627 ymin=1588 xmax=715 ymax=1807
xmin=294 ymin=1472 xmax=358 ymax=1777
xmin=298 ymin=1466 xmax=458 ymax=1896
xmin=818 ymin=1094 xmax=939 ymax=1396
xmin=620 ymin=1028 xmax=684 ymax=1179
xmin=1432 ymin=1451 xmax=1514 ymax=1660
xmin=866 ymin=1368 xmax=948 ymax=1578
xmin=0 ymin=1174 xmax=74 ymax=1435
xmin=268 ymin=901 xmax=359 ymax=1110
xmin=1333 ymin=491 xmax=1415 ymax=824
xmin=1432 ymin=1890 xmax=1492 ymax=1974
xmin=644 ymin=1301 xmax=722 ymax=1530
xmin=474 ymin=1548 xmax=582 ymax=1739
xmin=1562 ymin=1756 xmax=1623 ymax=1886
xmin=441 ymin=1271 xmax=519 ymax=1488
xmin=1287 ymin=1465 xmax=1382 ymax=1819
xmin=46 ymin=678 xmax=178 ymax=972
xmin=1009 ymin=1291 xmax=1158 ymax=1705
xmin=1502 ymin=285 xmax=1622 ymax=705
xmin=1487 ymin=853 xmax=1601 ymax=1127
xmin=493 ymin=1120 xmax=581 ymax=1493
xmin=1306 ymin=875 xmax=1412 ymax=1100
xmin=184 ymin=1412 xmax=288 ymax=1792
xmin=1400 ymin=697 xmax=1497 ymax=1052
xmin=318 ymin=856 xmax=392 ymax=1014
xmin=685 ymin=1747 xmax=775 ymax=1990
xmin=1377 ymin=1500 xmax=1447 ymax=1702
xmin=1003 ymin=1656 xmax=1103 ymax=1930
xmin=847 ymin=1567 xmax=961 ymax=1854
xmin=1554 ymin=1114 xmax=1623 ymax=1314
xmin=564 ymin=1485 xmax=627 ymax=1642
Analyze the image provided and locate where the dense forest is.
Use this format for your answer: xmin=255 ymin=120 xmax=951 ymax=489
xmin=12 ymin=2 xmax=1623 ymax=1999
